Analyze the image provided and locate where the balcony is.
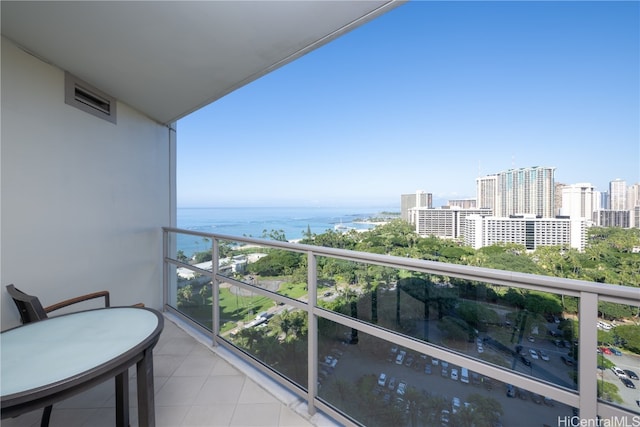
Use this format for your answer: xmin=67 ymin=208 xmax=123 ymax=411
xmin=160 ymin=227 xmax=639 ymax=427
xmin=2 ymin=227 xmax=639 ymax=427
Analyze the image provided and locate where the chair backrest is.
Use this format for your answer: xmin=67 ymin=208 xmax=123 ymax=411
xmin=6 ymin=284 xmax=48 ymax=324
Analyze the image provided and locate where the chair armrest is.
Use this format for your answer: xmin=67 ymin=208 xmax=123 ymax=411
xmin=44 ymin=290 xmax=110 ymax=313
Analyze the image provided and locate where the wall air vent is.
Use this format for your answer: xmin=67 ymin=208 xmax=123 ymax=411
xmin=64 ymin=72 xmax=117 ymax=124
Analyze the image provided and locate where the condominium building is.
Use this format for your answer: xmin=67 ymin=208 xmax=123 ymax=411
xmin=609 ymin=179 xmax=627 ymax=210
xmin=600 ymin=191 xmax=610 ymax=209
xmin=627 ymin=183 xmax=640 ymax=210
xmin=401 ymin=190 xmax=432 ymax=221
xmin=463 ymin=215 xmax=586 ymax=251
xmin=496 ymin=166 xmax=556 ymax=218
xmin=409 ymin=206 xmax=491 ymax=238
xmin=554 ymin=182 xmax=566 ymax=216
xmin=476 ymin=174 xmax=498 ymax=211
xmin=559 ymin=183 xmax=599 ymax=224
xmin=594 ymin=210 xmax=630 ymax=228
xmin=476 ymin=167 xmax=555 ymax=218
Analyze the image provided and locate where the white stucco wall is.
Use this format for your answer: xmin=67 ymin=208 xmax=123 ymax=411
xmin=1 ymin=37 xmax=174 ymax=329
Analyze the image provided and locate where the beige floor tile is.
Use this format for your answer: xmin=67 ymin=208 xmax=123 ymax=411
xmin=238 ymin=379 xmax=281 ymax=404
xmin=155 ymin=376 xmax=207 ymax=407
xmin=181 ymin=404 xmax=236 ymax=427
xmin=229 ymin=403 xmax=282 ymax=426
xmin=194 ymin=376 xmax=245 ymax=405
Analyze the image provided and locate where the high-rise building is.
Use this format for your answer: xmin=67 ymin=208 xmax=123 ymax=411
xmin=600 ymin=191 xmax=610 ymax=209
xmin=401 ymin=190 xmax=431 ymax=221
xmin=609 ymin=179 xmax=627 ymax=211
xmin=554 ymin=183 xmax=567 ymax=216
xmin=500 ymin=166 xmax=555 ymax=217
xmin=560 ymin=183 xmax=598 ymax=224
xmin=479 ymin=166 xmax=555 ymax=218
xmin=476 ymin=175 xmax=498 ymax=212
xmin=627 ymin=183 xmax=640 ymax=210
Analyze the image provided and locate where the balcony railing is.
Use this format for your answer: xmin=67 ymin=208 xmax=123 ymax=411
xmin=162 ymin=226 xmax=640 ymax=427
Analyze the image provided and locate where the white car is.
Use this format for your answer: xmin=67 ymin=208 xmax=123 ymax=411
xmin=611 ymin=367 xmax=627 ymax=378
xmin=451 ymin=397 xmax=461 ymax=414
xmin=324 ymin=356 xmax=338 ymax=368
xmin=397 ymin=381 xmax=407 ymax=395
xmin=378 ymin=373 xmax=387 ymax=387
xmin=529 ymin=349 xmax=539 ymax=360
xmin=477 ymin=344 xmax=484 ymax=353
xmin=395 ymin=350 xmax=406 ymax=365
xmin=450 ymin=368 xmax=459 ymax=381
xmin=539 ymin=350 xmax=550 ymax=361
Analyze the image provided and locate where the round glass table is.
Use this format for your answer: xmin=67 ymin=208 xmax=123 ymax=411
xmin=1 ymin=307 xmax=164 ymax=426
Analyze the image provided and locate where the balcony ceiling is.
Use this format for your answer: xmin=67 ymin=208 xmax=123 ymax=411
xmin=1 ymin=1 xmax=401 ymax=125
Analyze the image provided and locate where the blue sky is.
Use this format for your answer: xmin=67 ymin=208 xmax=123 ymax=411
xmin=177 ymin=1 xmax=639 ymax=208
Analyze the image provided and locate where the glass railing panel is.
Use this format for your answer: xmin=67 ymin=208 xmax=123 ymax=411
xmin=595 ymin=300 xmax=639 ymax=413
xmin=224 ymin=302 xmax=308 ymax=389
xmin=215 ymin=240 xmax=310 ymax=303
xmin=316 ymin=262 xmax=581 ymax=390
xmin=316 ymin=319 xmax=576 ymax=427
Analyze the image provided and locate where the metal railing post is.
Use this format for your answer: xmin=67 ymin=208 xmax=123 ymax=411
xmin=211 ymin=238 xmax=220 ymax=346
xmin=578 ymin=291 xmax=599 ymax=421
xmin=307 ymin=250 xmax=318 ymax=416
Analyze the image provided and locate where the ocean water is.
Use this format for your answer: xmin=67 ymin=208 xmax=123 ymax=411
xmin=176 ymin=206 xmax=394 ymax=256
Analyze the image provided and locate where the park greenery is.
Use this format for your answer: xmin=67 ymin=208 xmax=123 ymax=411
xmin=175 ymin=221 xmax=639 ymax=419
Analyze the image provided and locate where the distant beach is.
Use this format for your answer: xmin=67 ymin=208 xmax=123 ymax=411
xmin=176 ymin=206 xmax=396 ymax=257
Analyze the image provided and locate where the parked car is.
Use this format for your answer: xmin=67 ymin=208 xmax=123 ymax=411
xmin=471 ymin=372 xmax=481 ymax=386
xmin=441 ymin=409 xmax=450 ymax=424
xmin=529 ymin=349 xmax=539 ymax=359
xmin=404 ymin=354 xmax=414 ymax=367
xmin=520 ymin=356 xmax=532 ymax=366
xmin=621 ymin=377 xmax=635 ymax=389
xmin=450 ymin=368 xmax=459 ymax=381
xmin=441 ymin=366 xmax=449 ymax=377
xmin=378 ymin=373 xmax=387 ymax=387
xmin=388 ymin=377 xmax=396 ymax=390
xmin=561 ymin=355 xmax=575 ymax=366
xmin=611 ymin=367 xmax=627 ymax=378
xmin=424 ymin=364 xmax=432 ymax=375
xmin=624 ymin=369 xmax=639 ymax=380
xmin=324 ymin=356 xmax=338 ymax=368
xmin=506 ymin=384 xmax=516 ymax=398
xmin=395 ymin=350 xmax=406 ymax=365
xmin=608 ymin=347 xmax=622 ymax=356
xmin=397 ymin=381 xmax=407 ymax=395
xmin=600 ymin=347 xmax=612 ymax=355
xmin=451 ymin=397 xmax=461 ymax=413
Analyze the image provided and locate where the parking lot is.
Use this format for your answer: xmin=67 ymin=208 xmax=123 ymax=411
xmin=317 ymin=327 xmax=640 ymax=426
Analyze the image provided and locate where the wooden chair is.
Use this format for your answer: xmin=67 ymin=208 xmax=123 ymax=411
xmin=5 ymin=284 xmax=142 ymax=427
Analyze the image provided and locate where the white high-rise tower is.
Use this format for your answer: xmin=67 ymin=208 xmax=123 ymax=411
xmin=609 ymin=179 xmax=627 ymax=210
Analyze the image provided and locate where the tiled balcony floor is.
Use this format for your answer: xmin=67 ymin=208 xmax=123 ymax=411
xmin=3 ymin=315 xmax=336 ymax=427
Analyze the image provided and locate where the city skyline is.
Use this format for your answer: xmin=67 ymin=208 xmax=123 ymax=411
xmin=177 ymin=1 xmax=639 ymax=208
